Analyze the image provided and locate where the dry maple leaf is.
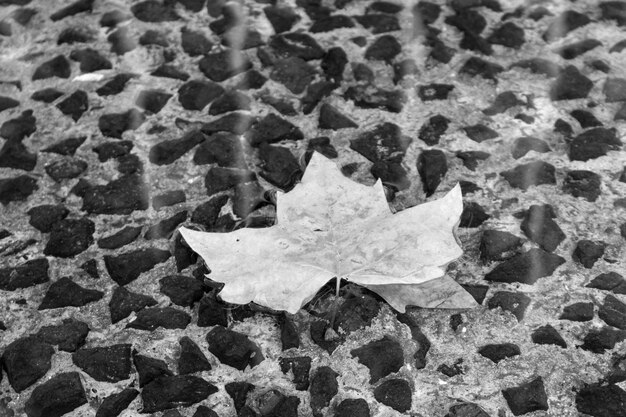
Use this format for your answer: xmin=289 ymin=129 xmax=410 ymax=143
xmin=180 ymin=152 xmax=477 ymax=314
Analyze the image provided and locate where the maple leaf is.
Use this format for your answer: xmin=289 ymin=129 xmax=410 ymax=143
xmin=180 ymin=152 xmax=477 ymax=314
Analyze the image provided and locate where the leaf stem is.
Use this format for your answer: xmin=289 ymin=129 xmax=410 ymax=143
xmin=329 ymin=276 xmax=341 ymax=330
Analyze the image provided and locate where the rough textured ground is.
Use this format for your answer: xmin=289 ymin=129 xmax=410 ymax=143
xmin=1 ymin=0 xmax=626 ymax=416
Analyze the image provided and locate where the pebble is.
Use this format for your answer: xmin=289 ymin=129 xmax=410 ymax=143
xmin=225 ymin=381 xmax=255 ymax=413
xmin=56 ymin=90 xmax=89 ymax=121
xmin=556 ymin=39 xmax=602 ymax=60
xmin=99 ymin=9 xmax=131 ymax=27
xmin=98 ymin=108 xmax=145 ymax=138
xmin=104 ymin=247 xmax=171 ymax=286
xmin=464 ymin=124 xmax=499 ymax=143
xmin=604 ymin=78 xmax=626 ymax=103
xmin=373 ymin=379 xmax=412 ymax=412
xmin=264 ymin=5 xmax=299 ymax=33
xmin=178 ymin=336 xmax=212 ymax=374
xmin=258 ymin=144 xmax=302 ymax=190
xmin=149 ymin=131 xmax=205 ymax=166
xmin=181 ymin=28 xmax=212 ymax=57
xmin=487 ymin=22 xmax=525 ymax=48
xmin=445 ymin=8 xmax=486 ymax=35
xmin=352 ymin=62 xmax=375 ymax=83
xmin=159 ymin=275 xmax=205 ymax=308
xmin=531 ymin=324 xmax=567 ymax=348
xmin=562 ymin=170 xmax=602 ymax=202
xmin=445 ymin=402 xmax=490 ymax=417
xmin=69 ymin=48 xmax=111 ymax=72
xmin=269 ymin=32 xmax=325 ymax=60
xmin=599 ymin=294 xmax=626 ymax=330
xmin=309 ymin=366 xmax=339 ymax=417
xmin=210 ymin=91 xmax=252 ymax=116
xmin=31 ymin=88 xmax=64 ymax=103
xmin=364 ymin=34 xmax=401 ymax=62
xmin=460 ymin=284 xmax=489 ymax=304
xmin=0 ymin=96 xmax=19 ymax=113
xmin=371 ymin=161 xmax=410 ymax=191
xmin=131 ymin=0 xmax=180 ymax=22
xmin=190 ymin=196 xmax=229 ymax=231
xmin=580 ymin=327 xmax=626 ymax=353
xmin=520 ymin=204 xmax=565 ymax=252
xmin=576 ymin=384 xmax=626 ymax=417
xmin=126 ymin=307 xmax=192 ymax=331
xmin=245 ymin=113 xmax=303 ymax=147
xmin=96 ymin=73 xmax=134 ymax=96
xmin=484 ymin=91 xmax=523 ymax=115
xmin=106 ymin=26 xmax=137 ymax=55
xmin=152 ymin=190 xmax=186 ymax=211
xmin=310 ymin=14 xmax=354 ymax=32
xmin=42 ymin=136 xmax=85 ymax=156
xmin=1 ymin=110 xmax=36 ymax=142
xmin=50 ymin=0 xmax=93 ymax=21
xmin=335 ymin=398 xmax=370 ymax=417
xmin=279 ymin=313 xmax=299 ymax=350
xmin=417 ymin=114 xmax=449 ymax=145
xmin=45 ymin=157 xmax=88 ymax=182
xmin=550 ymin=65 xmax=593 ymax=101
xmin=318 ymin=102 xmax=357 ymax=130
xmin=543 ymin=10 xmax=590 ymax=42
xmin=206 ymin=325 xmax=264 ymax=370
xmin=459 ymin=56 xmax=503 ymax=80
xmin=135 ymin=89 xmax=172 ymax=115
xmin=511 ymin=136 xmax=551 ymax=159
xmin=560 ymin=302 xmax=594 ymax=321
xmin=24 ymin=372 xmax=87 ymax=417
xmin=438 ymin=359 xmax=464 ymax=377
xmin=144 ymin=210 xmax=188 ymax=240
xmin=43 ymin=218 xmax=94 ymax=258
xmin=322 ymin=47 xmax=348 ymax=83
xmin=459 ymin=201 xmax=490 ymax=227
xmin=455 ymin=151 xmax=490 ymax=171
xmin=572 ymin=239 xmax=606 ymax=268
xmin=233 ymin=181 xmax=267 ymax=218
xmin=570 ymin=127 xmax=622 ymax=161
xmin=197 ymin=292 xmax=228 ymax=327
xmin=0 ymin=258 xmax=49 ymax=290
xmin=39 ymin=277 xmax=103 ymax=309
xmin=417 ymin=84 xmax=455 ymax=102
xmin=485 ymin=248 xmax=564 ymax=284
xmin=141 ymin=375 xmax=217 ymax=413
xmin=72 ymin=344 xmax=132 ymax=382
xmin=279 ymin=356 xmax=311 ymax=390
xmin=97 ymin=226 xmax=142 ymax=250
xmin=151 ymin=64 xmax=190 ymax=81
xmin=58 ymin=27 xmax=95 ymax=45
xmin=96 ymin=388 xmax=138 ymax=417
xmin=34 ymin=318 xmax=89 ymax=352
xmin=502 ymin=377 xmax=549 ymax=415
xmin=354 ymin=13 xmax=400 ymax=33
xmin=487 ymin=291 xmax=531 ymax=321
xmin=0 ymin=140 xmax=37 ymax=171
xmin=198 ymin=49 xmax=252 ymax=82
xmin=350 ymin=336 xmax=404 ymax=383
xmin=133 ymin=353 xmax=173 ymax=387
xmin=412 ymin=1 xmax=440 ymax=25
xmin=416 ymin=149 xmax=447 ymax=196
xmin=0 ymin=175 xmax=38 ymax=205
xmin=268 ymin=57 xmax=316 ymax=94
xmin=477 ymin=343 xmax=520 ymax=363
xmin=500 ymin=160 xmax=556 ymax=190
xmin=511 ymin=58 xmax=561 ymax=78
xmin=80 ymin=258 xmax=99 ymax=279
xmin=2 ymin=336 xmax=54 ymax=392
xmin=479 ymin=230 xmax=522 ymax=262
xmin=392 ymin=59 xmax=418 ymax=84
xmin=587 ymin=272 xmax=626 ymax=294
xmin=178 ymin=80 xmax=224 ymax=111
xmin=350 ymin=122 xmax=409 ymax=163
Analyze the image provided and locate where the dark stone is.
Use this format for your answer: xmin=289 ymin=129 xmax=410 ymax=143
xmin=599 ymin=294 xmax=626 ymax=330
xmin=412 ymin=1 xmax=440 ymax=25
xmin=190 ymin=196 xmax=229 ymax=231
xmin=69 ymin=48 xmax=111 ymax=73
xmin=153 ymin=190 xmax=186 ymax=211
xmin=354 ymin=13 xmax=399 ymax=33
xmin=1 ymin=109 xmax=36 ymax=141
xmin=364 ymin=34 xmax=401 ymax=62
xmin=480 ymin=230 xmax=522 ymax=262
xmin=604 ymin=78 xmax=626 ymax=102
xmin=208 ymin=90 xmax=251 ymax=115
xmin=194 ymin=132 xmax=246 ymax=168
xmin=371 ymin=161 xmax=410 ymax=191
xmin=502 ymin=377 xmax=549 ymax=416
xmin=141 ymin=375 xmax=217 ymax=413
xmin=56 ymin=90 xmax=89 ymax=121
xmin=352 ymin=62 xmax=375 ymax=83
xmin=309 ymin=366 xmax=338 ymax=417
xmin=150 ymin=130 xmax=206 ymax=166
xmin=34 ymin=318 xmax=89 ymax=352
xmin=42 ymin=218 xmax=93 ymax=258
xmin=463 ymin=124 xmax=498 ymax=142
xmin=38 ymin=277 xmax=103 ymax=309
xmin=560 ymin=302 xmax=594 ymax=321
xmin=98 ymin=109 xmax=145 ymax=138
xmin=279 ymin=356 xmax=311 ymax=390
xmin=151 ymin=64 xmax=190 ymax=81
xmin=81 ymin=174 xmax=149 ymax=215
xmin=515 ymin=113 xmax=535 ymax=123
xmin=12 ymin=7 xmax=38 ymax=25
xmin=96 ymin=388 xmax=139 ymax=417
xmin=438 ymin=359 xmax=464 ymax=377
xmin=335 ymin=398 xmax=370 ymax=417
xmin=206 ymin=325 xmax=264 ymax=370
xmin=246 ymin=113 xmax=304 ymax=147
xmin=118 ymin=153 xmax=143 ymax=175
xmin=181 ymin=28 xmax=212 ymax=57
xmin=131 ymin=1 xmax=180 ymax=22
xmin=31 ymin=88 xmax=64 ymax=103
xmin=57 ymin=27 xmax=95 ymax=45
xmin=0 ymin=140 xmax=37 ymax=170
xmin=303 ymin=80 xmax=339 ymax=114
xmin=139 ymin=29 xmax=168 ymax=46
xmin=24 ymin=372 xmax=87 ymax=417
xmin=98 ymin=226 xmax=142 ymax=250
xmin=197 ymin=292 xmax=228 ymax=327
xmin=520 ymin=204 xmax=565 ymax=252
xmin=531 ymin=324 xmax=567 ymax=348
xmin=99 ymin=9 xmax=131 ymax=27
xmin=135 ymin=89 xmax=172 ymax=115
xmin=484 ymin=91 xmax=524 ymax=116
xmin=49 ymin=0 xmax=93 ymax=21
xmin=318 ymin=103 xmax=357 ymax=130
xmin=198 ymin=49 xmax=252 ymax=82
xmin=459 ymin=201 xmax=490 ymax=228
xmin=487 ymin=291 xmax=531 ymax=321
xmin=543 ymin=10 xmax=590 ymax=42
xmin=96 ymin=73 xmax=133 ymax=96
xmin=144 ymin=210 xmax=188 ymax=240
xmin=557 ymin=39 xmax=602 ymax=60
xmin=460 ymin=284 xmax=489 ymax=305
xmin=350 ymin=336 xmax=403 ymax=383
xmin=159 ymin=275 xmax=205 ymax=307
xmin=42 ymin=136 xmax=85 ymax=156
xmin=234 ymin=69 xmax=267 ymax=90
xmin=104 ymin=248 xmax=170 ymax=286
xmin=568 ymin=127 xmax=622 ymax=161
xmin=511 ymin=136 xmax=550 ymax=159
xmin=487 ymin=22 xmax=525 ymax=48
xmin=1 ymin=336 xmax=54 ymax=392
xmin=576 ymin=384 xmax=626 ymax=417
xmin=258 ymin=144 xmax=302 ymax=191
xmin=0 ymin=96 xmax=19 ymax=113
xmin=587 ymin=272 xmax=626 ymax=294
xmin=373 ymin=379 xmax=412 ymax=413
xmin=350 ymin=122 xmax=409 ymax=163
xmin=459 ymin=56 xmax=503 ymax=80
xmin=267 ymin=57 xmax=315 ymax=95
xmin=571 ymin=109 xmax=602 ymax=128
xmin=106 ymin=26 xmax=137 ymax=55
xmin=392 ymin=59 xmax=418 ymax=84
xmin=133 ymin=354 xmax=173 ymax=387
xmin=126 ymin=307 xmax=191 ymax=331
xmin=225 ymin=381 xmax=255 ymax=413
xmin=264 ymin=5 xmax=299 ymax=33
xmin=44 ymin=157 xmax=88 ymax=182
xmin=572 ymin=240 xmax=606 ymax=268
xmin=368 ymin=1 xmax=403 ymax=14
xmin=416 ymin=149 xmax=447 ymax=196
xmin=321 ymin=47 xmax=348 ymax=83
xmin=395 ymin=312 xmax=430 ymax=369
xmin=485 ymin=248 xmax=564 ymax=284
xmin=205 ymin=166 xmax=257 ymax=196
xmin=580 ymin=327 xmax=626 ymax=353
xmin=80 ymin=259 xmax=99 ymax=279
xmin=0 ymin=258 xmax=48 ymax=290
xmin=478 ymin=343 xmax=520 ymax=363
xmin=310 ymin=14 xmax=354 ymax=33
xmin=72 ymin=344 xmax=132 ymax=382
xmin=562 ymin=170 xmax=602 ymax=202
xmin=500 ymin=161 xmax=556 ymax=190
xmin=306 ymin=137 xmax=338 ymax=162
xmin=0 ymin=175 xmax=38 ymax=205
xmin=178 ymin=336 xmax=211 ymax=374
xmin=199 ymin=111 xmax=254 ymax=135
xmin=445 ymin=402 xmax=490 ymax=417
xmin=550 ymin=66 xmax=593 ymax=101
xmin=511 ymin=58 xmax=561 ymax=78
xmin=445 ymin=8 xmax=486 ymax=34
xmin=279 ymin=313 xmax=299 ymax=350
xmin=194 ymin=406 xmax=219 ymax=417
xmin=455 ymin=151 xmax=489 ymax=171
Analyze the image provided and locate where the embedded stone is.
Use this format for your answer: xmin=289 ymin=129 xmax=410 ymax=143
xmin=38 ymin=277 xmax=103 ymax=309
xmin=501 ymin=161 xmax=556 ymax=190
xmin=24 ymin=372 xmax=87 ymax=417
xmin=502 ymin=377 xmax=549 ymax=416
xmin=126 ymin=307 xmax=191 ymax=331
xmin=104 ymin=248 xmax=171 ymax=286
xmin=2 ymin=336 xmax=54 ymax=392
xmin=72 ymin=344 xmax=132 ymax=382
xmin=206 ymin=325 xmax=264 ymax=370
xmin=373 ymin=379 xmax=412 ymax=413
xmin=141 ymin=375 xmax=217 ymax=413
xmin=478 ymin=343 xmax=520 ymax=363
